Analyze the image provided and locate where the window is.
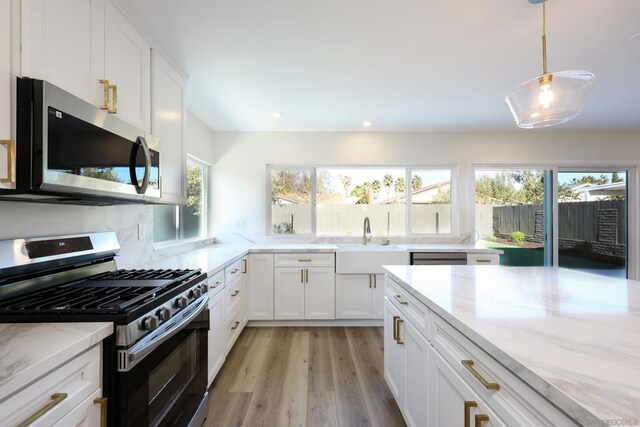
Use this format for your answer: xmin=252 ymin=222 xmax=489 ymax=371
xmin=410 ymin=169 xmax=452 ymax=234
xmin=268 ymin=165 xmax=456 ymax=236
xmin=154 ymin=157 xmax=209 ymax=243
xmin=316 ymin=167 xmax=406 ymax=236
xmin=270 ymin=168 xmax=313 ymax=234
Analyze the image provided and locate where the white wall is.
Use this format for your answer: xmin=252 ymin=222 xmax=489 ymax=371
xmin=211 ymin=131 xmax=640 ymax=238
xmin=186 ymin=112 xmax=216 ymax=234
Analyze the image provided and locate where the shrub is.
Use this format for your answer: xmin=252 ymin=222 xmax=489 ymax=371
xmin=510 ymin=231 xmax=526 ymax=244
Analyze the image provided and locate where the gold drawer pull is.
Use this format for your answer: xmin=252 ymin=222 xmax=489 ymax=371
xmin=395 ymin=318 xmax=405 ymax=345
xmin=231 ymin=268 xmax=240 ymax=274
xmin=0 ymin=140 xmax=15 ymax=184
xmin=93 ymin=397 xmax=108 ymax=427
xmin=231 ymin=290 xmax=240 ymax=297
xmin=108 ymin=84 xmax=117 ymax=114
xmin=99 ymin=79 xmax=110 ymax=110
xmin=231 ymin=321 xmax=240 ymax=330
xmin=475 ymin=414 xmax=489 ymax=427
xmin=475 ymin=259 xmax=492 ymax=263
xmin=18 ymin=393 xmax=68 ymax=427
xmin=393 ymin=294 xmax=408 ymax=305
xmin=392 ymin=315 xmax=400 ymax=341
xmin=462 ymin=360 xmax=500 ymax=391
xmin=298 ymin=258 xmax=312 ymax=262
xmin=464 ymin=401 xmax=477 ymax=427
xmin=242 ymin=259 xmax=248 ymax=273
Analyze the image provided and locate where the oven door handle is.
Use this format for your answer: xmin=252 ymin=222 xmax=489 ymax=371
xmin=123 ymin=295 xmax=208 ymax=371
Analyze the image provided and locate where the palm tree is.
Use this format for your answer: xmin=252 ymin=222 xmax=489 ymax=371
xmin=394 ymin=177 xmax=405 ymax=195
xmin=341 ymin=175 xmax=352 ymax=196
xmin=411 ymin=175 xmax=423 ymax=191
xmin=383 ymin=174 xmax=393 ymax=189
xmin=371 ymin=180 xmax=381 ymax=199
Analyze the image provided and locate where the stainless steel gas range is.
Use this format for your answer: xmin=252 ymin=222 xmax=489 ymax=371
xmin=0 ymin=232 xmax=209 ymax=427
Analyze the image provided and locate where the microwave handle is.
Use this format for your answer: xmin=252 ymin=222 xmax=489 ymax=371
xmin=129 ymin=136 xmax=151 ymax=194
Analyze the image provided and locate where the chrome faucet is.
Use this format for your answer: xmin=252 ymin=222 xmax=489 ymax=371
xmin=363 ymin=217 xmax=372 ymax=245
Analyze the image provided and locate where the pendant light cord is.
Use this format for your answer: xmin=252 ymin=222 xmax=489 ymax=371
xmin=542 ymin=0 xmax=548 ymax=75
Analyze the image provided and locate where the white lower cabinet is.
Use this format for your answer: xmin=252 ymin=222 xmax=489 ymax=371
xmin=248 ymin=254 xmax=274 ymax=320
xmin=274 ymin=267 xmax=306 ymax=320
xmin=384 ymin=298 xmax=404 ymax=404
xmin=304 ymin=267 xmax=335 ymax=319
xmin=336 ymin=274 xmax=383 ymax=319
xmin=207 ymin=288 xmax=225 ymax=387
xmin=52 ymin=388 xmax=103 ymax=427
xmin=403 ymin=317 xmax=429 ymax=427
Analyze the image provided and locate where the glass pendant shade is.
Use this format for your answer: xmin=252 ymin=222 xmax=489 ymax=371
xmin=505 ymin=70 xmax=594 ymax=128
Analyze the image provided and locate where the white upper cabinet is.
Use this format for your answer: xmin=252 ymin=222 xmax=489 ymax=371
xmin=21 ymin=0 xmax=105 ymax=106
xmin=104 ymin=1 xmax=151 ymax=132
xmin=1 ymin=0 xmax=12 ymax=189
xmin=152 ymin=50 xmax=186 ymax=203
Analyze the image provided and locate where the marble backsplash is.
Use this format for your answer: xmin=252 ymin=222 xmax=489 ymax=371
xmin=214 ymin=232 xmax=473 ymax=245
xmin=0 ymin=201 xmax=154 ymax=269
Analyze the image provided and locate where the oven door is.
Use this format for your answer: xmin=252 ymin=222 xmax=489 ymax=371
xmin=117 ymin=307 xmax=209 ymax=427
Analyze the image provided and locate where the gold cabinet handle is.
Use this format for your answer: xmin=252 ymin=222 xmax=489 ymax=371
xmin=301 ymin=269 xmax=304 ymax=283
xmin=242 ymin=259 xmax=247 ymax=273
xmin=93 ymin=397 xmax=108 ymax=427
xmin=305 ymin=269 xmax=309 ymax=283
xmin=0 ymin=140 xmax=15 ymax=183
xmin=464 ymin=401 xmax=478 ymax=427
xmin=298 ymin=258 xmax=311 ymax=262
xmin=393 ymin=294 xmax=408 ymax=305
xmin=231 ymin=268 xmax=240 ymax=274
xmin=17 ymin=393 xmax=68 ymax=427
xmin=476 ymin=259 xmax=492 ymax=263
xmin=369 ymin=274 xmax=372 ymax=288
xmin=475 ymin=414 xmax=489 ymax=427
xmin=392 ymin=315 xmax=400 ymax=341
xmin=462 ymin=360 xmax=500 ymax=391
xmin=231 ymin=290 xmax=240 ymax=297
xmin=231 ymin=321 xmax=240 ymax=330
xmin=395 ymin=318 xmax=404 ymax=345
xmin=108 ymin=84 xmax=117 ymax=114
xmin=373 ymin=275 xmax=377 ymax=288
xmin=99 ymin=79 xmax=110 ymax=110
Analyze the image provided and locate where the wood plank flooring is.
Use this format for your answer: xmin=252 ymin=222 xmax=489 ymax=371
xmin=204 ymin=327 xmax=405 ymax=427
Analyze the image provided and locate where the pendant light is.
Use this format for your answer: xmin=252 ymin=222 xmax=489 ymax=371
xmin=505 ymin=0 xmax=594 ymax=129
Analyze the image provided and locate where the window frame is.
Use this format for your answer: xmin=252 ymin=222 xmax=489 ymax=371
xmin=153 ymin=155 xmax=211 ymax=247
xmin=266 ymin=164 xmax=458 ymax=237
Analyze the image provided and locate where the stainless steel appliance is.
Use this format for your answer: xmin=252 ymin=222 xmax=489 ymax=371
xmin=0 ymin=232 xmax=208 ymax=427
xmin=1 ymin=77 xmax=160 ymax=204
xmin=410 ymin=252 xmax=468 ymax=265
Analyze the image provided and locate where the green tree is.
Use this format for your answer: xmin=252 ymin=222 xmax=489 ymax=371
xmin=431 ymin=186 xmax=451 ymax=204
xmin=81 ymin=167 xmax=122 ymax=183
xmin=394 ymin=177 xmax=405 ymax=195
xmin=612 ymin=172 xmax=623 ymax=183
xmin=350 ymin=182 xmax=372 ymax=204
xmin=371 ymin=180 xmax=381 ymax=198
xmin=383 ymin=174 xmax=393 ymax=189
xmin=186 ymin=166 xmax=203 ymax=216
xmin=475 ymin=172 xmax=519 ymax=205
xmin=271 ymin=170 xmax=312 ymax=205
xmin=341 ymin=175 xmax=352 ymax=196
xmin=411 ymin=175 xmax=423 ymax=191
xmin=571 ymin=174 xmax=609 ymax=186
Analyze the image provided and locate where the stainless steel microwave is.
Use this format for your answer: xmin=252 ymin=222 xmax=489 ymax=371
xmin=0 ymin=77 xmax=160 ymax=204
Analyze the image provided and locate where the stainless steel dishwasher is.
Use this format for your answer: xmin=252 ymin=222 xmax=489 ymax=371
xmin=410 ymin=252 xmax=468 ymax=265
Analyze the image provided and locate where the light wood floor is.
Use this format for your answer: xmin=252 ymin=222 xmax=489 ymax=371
xmin=203 ymin=327 xmax=406 ymax=427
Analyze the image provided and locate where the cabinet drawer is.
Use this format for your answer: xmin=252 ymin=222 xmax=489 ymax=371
xmin=52 ymin=388 xmax=102 ymax=427
xmin=225 ymin=309 xmax=243 ymax=351
xmin=1 ymin=344 xmax=102 ymax=427
xmin=467 ymin=254 xmax=500 ymax=265
xmin=430 ymin=314 xmax=577 ymax=427
xmin=225 ymin=259 xmax=243 ymax=283
xmin=385 ymin=276 xmax=429 ymax=340
xmin=208 ymin=269 xmax=225 ymax=295
xmin=223 ymin=276 xmax=243 ymax=323
xmin=274 ymin=253 xmax=335 ymax=268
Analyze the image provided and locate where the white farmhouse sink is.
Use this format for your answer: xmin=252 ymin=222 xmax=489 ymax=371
xmin=336 ymin=244 xmax=409 ymax=274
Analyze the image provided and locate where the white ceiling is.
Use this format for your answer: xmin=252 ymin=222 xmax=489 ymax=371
xmin=121 ymin=0 xmax=640 ymax=132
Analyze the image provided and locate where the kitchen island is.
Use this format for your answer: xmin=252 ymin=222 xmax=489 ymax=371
xmin=383 ymin=265 xmax=640 ymax=427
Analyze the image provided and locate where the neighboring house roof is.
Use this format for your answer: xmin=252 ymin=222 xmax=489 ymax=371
xmin=378 ymin=181 xmax=450 ymax=204
xmin=574 ymin=181 xmax=626 ymax=196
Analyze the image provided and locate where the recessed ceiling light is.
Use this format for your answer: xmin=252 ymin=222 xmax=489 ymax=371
xmin=272 ymin=112 xmax=283 ymax=119
xmin=362 ymin=121 xmax=372 ymax=127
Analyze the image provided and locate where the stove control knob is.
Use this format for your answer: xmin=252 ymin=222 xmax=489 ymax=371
xmin=141 ymin=315 xmax=158 ymax=331
xmin=199 ymin=284 xmax=209 ymax=293
xmin=189 ymin=288 xmax=202 ymax=299
xmin=156 ymin=307 xmax=171 ymax=322
xmin=174 ymin=297 xmax=188 ymax=309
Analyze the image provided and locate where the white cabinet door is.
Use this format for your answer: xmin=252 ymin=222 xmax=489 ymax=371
xmin=207 ymin=289 xmax=225 ymax=387
xmin=336 ymin=274 xmax=373 ymax=319
xmin=51 ymin=388 xmax=102 ymax=427
xmin=403 ymin=319 xmax=429 ymax=427
xmin=372 ymin=274 xmax=385 ymax=319
xmin=248 ymin=254 xmax=274 ymax=320
xmin=152 ymin=50 xmax=186 ymax=204
xmin=274 ymin=267 xmax=305 ymax=320
xmin=304 ymin=267 xmax=335 ymax=320
xmin=0 ymin=0 xmax=12 ymax=190
xmin=104 ymin=1 xmax=150 ymax=131
xmin=384 ymin=298 xmax=404 ymax=406
xmin=21 ymin=0 xmax=105 ymax=105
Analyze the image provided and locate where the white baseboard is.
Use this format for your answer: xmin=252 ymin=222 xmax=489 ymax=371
xmin=246 ymin=319 xmax=383 ymax=327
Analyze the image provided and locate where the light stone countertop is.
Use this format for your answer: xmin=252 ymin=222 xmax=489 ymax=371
xmin=0 ymin=322 xmax=113 ymax=398
xmin=383 ymin=265 xmax=640 ymax=426
xmin=145 ymin=242 xmax=500 ymax=276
